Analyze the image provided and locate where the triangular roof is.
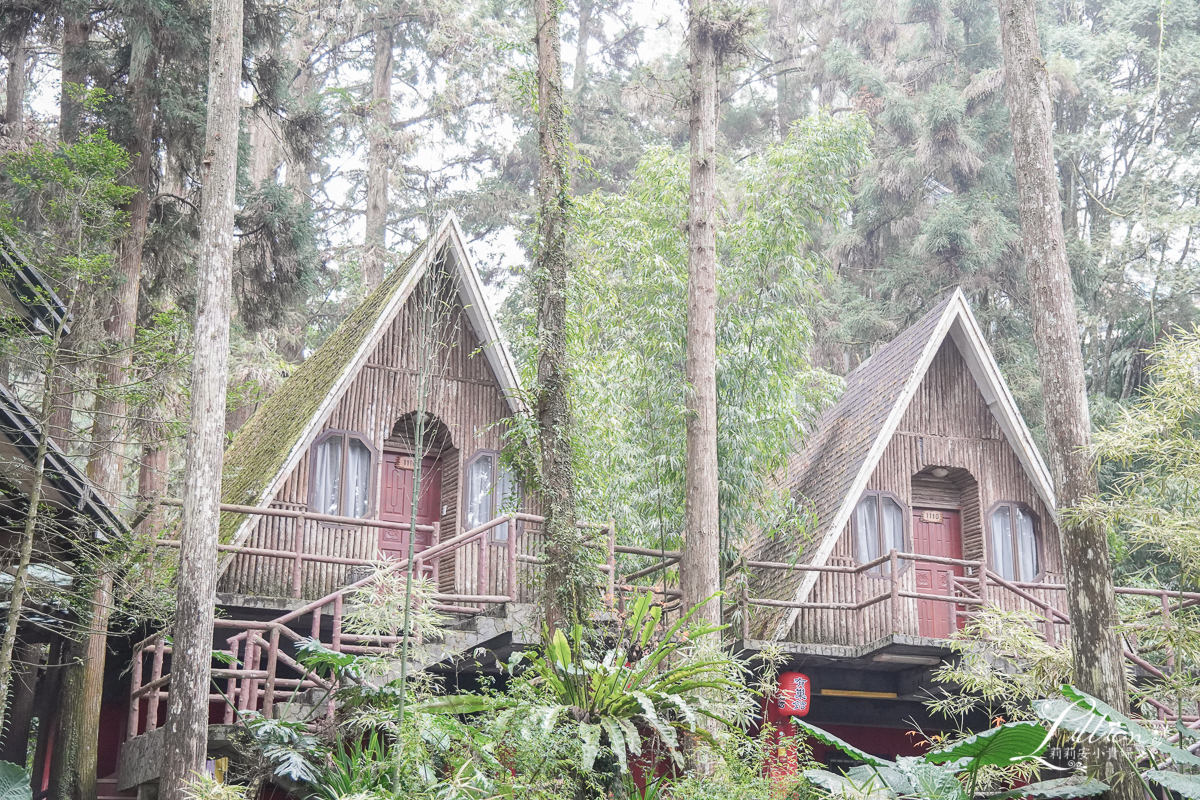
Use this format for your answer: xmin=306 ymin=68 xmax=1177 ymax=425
xmin=755 ymin=288 xmax=1054 ymax=640
xmin=218 ymin=214 xmax=523 ymax=551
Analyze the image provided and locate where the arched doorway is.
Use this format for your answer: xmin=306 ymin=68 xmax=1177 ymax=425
xmin=910 ymin=466 xmax=978 ymax=639
xmin=378 ymin=413 xmax=455 ymax=576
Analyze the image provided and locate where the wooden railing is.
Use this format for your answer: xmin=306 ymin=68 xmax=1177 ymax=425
xmin=741 ymin=549 xmax=1200 ymax=699
xmin=128 ymin=507 xmax=685 ymax=740
xmin=129 ymin=519 xmax=1200 ymax=740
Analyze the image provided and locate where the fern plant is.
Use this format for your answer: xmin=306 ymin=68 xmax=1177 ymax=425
xmin=421 ymin=593 xmax=754 ymax=776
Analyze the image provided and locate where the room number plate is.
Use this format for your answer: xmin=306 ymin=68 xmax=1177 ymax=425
xmin=921 ymin=510 xmax=943 ymax=524
xmin=394 ymin=456 xmax=415 ymax=471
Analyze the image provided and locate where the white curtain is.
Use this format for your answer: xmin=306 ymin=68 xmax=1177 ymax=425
xmin=990 ymin=505 xmax=1015 ymax=581
xmin=313 ymin=435 xmax=343 ymax=514
xmin=881 ymin=498 xmax=905 ymax=555
xmin=854 ymin=495 xmax=879 ymax=564
xmin=346 ymin=437 xmax=371 ymax=518
xmin=466 ymin=454 xmax=494 ymax=530
xmin=1014 ymin=507 xmax=1038 ymax=581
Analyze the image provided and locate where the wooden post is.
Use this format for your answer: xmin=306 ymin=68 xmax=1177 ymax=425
xmin=1162 ymin=591 xmax=1175 ymax=669
xmin=506 ymin=515 xmax=517 ymax=601
xmin=853 ymin=569 xmax=863 ymax=643
xmin=889 ymin=550 xmax=900 ymax=633
xmin=478 ymin=531 xmax=489 ymax=609
xmin=244 ymin=641 xmax=258 ymax=713
xmin=127 ymin=645 xmax=144 ymax=741
xmin=292 ymin=518 xmax=305 ymax=598
xmin=263 ymin=628 xmax=279 ymax=718
xmin=224 ymin=638 xmax=238 ymax=724
xmin=431 ymin=522 xmax=441 ymax=587
xmin=147 ymin=637 xmax=165 ymax=732
xmin=311 ymin=605 xmax=322 ymax=641
xmin=739 ymin=584 xmax=750 ymax=640
xmin=332 ymin=594 xmax=343 ymax=652
xmin=977 ymin=562 xmax=988 ymax=609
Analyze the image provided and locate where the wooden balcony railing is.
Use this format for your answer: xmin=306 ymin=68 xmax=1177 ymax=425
xmin=128 ymin=506 xmax=688 ymax=740
xmin=132 ymin=509 xmax=1200 ymax=741
xmin=741 ymin=548 xmax=1200 ymax=720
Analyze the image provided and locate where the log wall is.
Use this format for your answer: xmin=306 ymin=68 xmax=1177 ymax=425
xmin=220 ymin=268 xmax=541 ymax=599
xmin=790 ymin=338 xmax=1064 ymax=644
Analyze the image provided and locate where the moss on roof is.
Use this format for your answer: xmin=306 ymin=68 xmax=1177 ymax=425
xmin=219 ymin=244 xmax=427 ymax=542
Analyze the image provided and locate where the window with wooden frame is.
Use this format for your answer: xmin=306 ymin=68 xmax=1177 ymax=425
xmin=988 ymin=501 xmax=1040 ymax=582
xmin=852 ymin=491 xmax=907 ymax=573
xmin=310 ymin=430 xmax=374 ymax=518
xmin=465 ymin=450 xmax=519 ymax=541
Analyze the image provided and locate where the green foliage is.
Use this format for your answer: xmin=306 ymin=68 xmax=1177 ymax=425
xmin=342 ymin=572 xmax=446 ymax=647
xmin=182 ymin=773 xmax=249 ymax=800
xmin=423 ymin=593 xmax=754 ymax=776
xmin=0 ymin=132 xmax=134 ymax=288
xmin=240 ymin=714 xmax=325 ymax=783
xmin=665 ymin=730 xmax=819 ymax=800
xmin=0 ymin=762 xmax=29 ymax=800
xmin=797 ymin=717 xmax=1102 ymax=800
xmin=1032 ymin=686 xmax=1200 ymax=796
xmin=1084 ymin=330 xmax=1200 ymax=578
xmin=922 ymin=722 xmax=1048 ymax=767
xmin=927 ymin=608 xmax=1073 ymax=724
xmin=273 ymin=597 xmax=755 ymax=800
xmin=567 ymin=113 xmax=869 ymax=585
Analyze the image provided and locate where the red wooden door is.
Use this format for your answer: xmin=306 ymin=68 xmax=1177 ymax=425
xmin=379 ymin=452 xmax=441 ymax=571
xmin=912 ymin=508 xmax=963 ymax=639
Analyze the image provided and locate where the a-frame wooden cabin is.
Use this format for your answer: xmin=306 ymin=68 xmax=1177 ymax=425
xmin=742 ymin=289 xmax=1069 ymax=766
xmin=115 ymin=215 xmax=587 ymax=791
xmin=216 ymin=213 xmax=537 ymax=606
xmin=748 ymin=288 xmax=1062 ymax=644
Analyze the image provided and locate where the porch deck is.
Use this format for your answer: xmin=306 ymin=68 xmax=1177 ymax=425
xmin=123 ymin=507 xmax=1198 ymax=754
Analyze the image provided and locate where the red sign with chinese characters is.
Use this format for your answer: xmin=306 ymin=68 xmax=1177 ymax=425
xmin=775 ymin=672 xmax=811 ymax=717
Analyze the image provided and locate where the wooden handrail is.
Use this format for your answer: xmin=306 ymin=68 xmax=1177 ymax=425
xmin=160 ymin=497 xmax=438 ymax=533
xmin=983 ymin=569 xmax=1070 ymax=623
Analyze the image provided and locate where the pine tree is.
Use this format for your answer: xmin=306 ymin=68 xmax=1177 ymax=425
xmin=157 ymin=0 xmax=242 ymax=791
xmin=996 ymin=0 xmax=1135 ymax=796
xmin=682 ymin=0 xmax=720 ymax=630
xmin=534 ymin=0 xmax=584 ymax=632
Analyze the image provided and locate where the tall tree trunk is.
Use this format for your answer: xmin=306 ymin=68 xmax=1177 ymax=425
xmin=32 ymin=640 xmax=63 ymax=794
xmin=60 ymin=9 xmax=91 ymax=144
xmin=52 ymin=9 xmax=91 ymax=446
xmin=5 ymin=35 xmax=26 ymax=134
xmin=50 ymin=615 xmax=104 ymax=800
xmin=135 ymin=439 xmax=168 ymax=538
xmin=362 ymin=14 xmax=393 ymax=291
xmin=157 ymin=0 xmax=242 ymax=792
xmin=768 ymin=0 xmax=803 ymax=138
xmin=682 ymin=0 xmax=720 ymax=630
xmin=534 ymin=0 xmax=581 ymax=634
xmin=573 ymin=0 xmax=593 ymax=95
xmin=55 ymin=28 xmax=160 ymax=800
xmin=995 ymin=1 xmax=1134 ymax=797
xmin=46 ymin=332 xmax=77 ymax=451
